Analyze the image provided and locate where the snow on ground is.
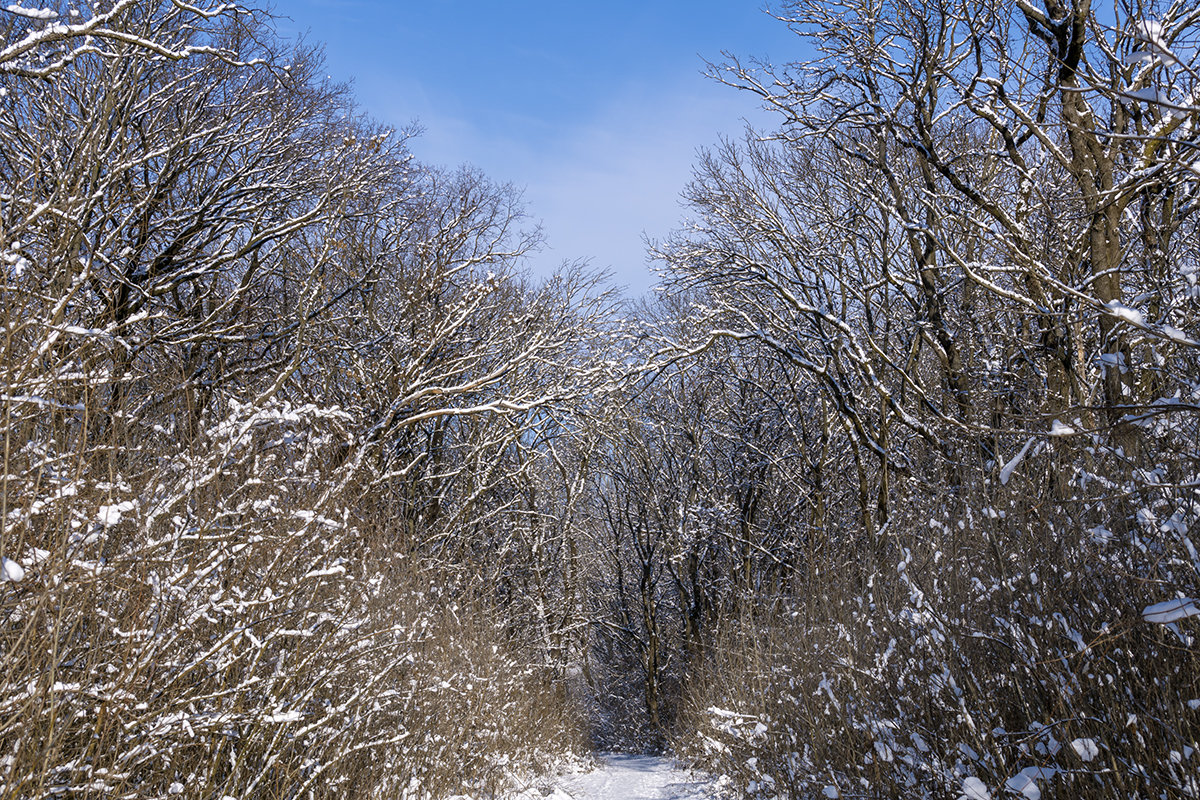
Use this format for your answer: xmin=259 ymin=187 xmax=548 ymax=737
xmin=512 ymin=754 xmax=723 ymax=800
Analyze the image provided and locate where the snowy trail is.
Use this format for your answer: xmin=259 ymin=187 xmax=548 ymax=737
xmin=551 ymin=754 xmax=719 ymax=800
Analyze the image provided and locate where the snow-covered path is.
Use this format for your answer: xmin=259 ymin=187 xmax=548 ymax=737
xmin=551 ymin=754 xmax=719 ymax=800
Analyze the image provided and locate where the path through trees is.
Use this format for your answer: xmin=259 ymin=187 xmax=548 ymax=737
xmin=1 ymin=2 xmax=1198 ymax=799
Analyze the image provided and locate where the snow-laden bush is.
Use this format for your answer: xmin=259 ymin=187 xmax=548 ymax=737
xmin=0 ymin=390 xmax=581 ymax=798
xmin=0 ymin=4 xmax=596 ymax=796
xmin=674 ymin=441 xmax=1200 ymax=799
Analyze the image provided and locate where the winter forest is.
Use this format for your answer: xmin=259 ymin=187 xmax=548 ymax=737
xmin=1 ymin=0 xmax=1199 ymax=798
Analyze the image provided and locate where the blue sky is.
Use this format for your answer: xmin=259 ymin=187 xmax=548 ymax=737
xmin=276 ymin=2 xmax=803 ymax=296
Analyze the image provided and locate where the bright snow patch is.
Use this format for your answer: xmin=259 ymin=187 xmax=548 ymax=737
xmin=1136 ymin=19 xmax=1164 ymax=40
xmin=823 ymin=786 xmax=840 ymax=799
xmin=508 ymin=790 xmax=573 ymax=800
xmin=1 ymin=557 xmax=24 ymax=582
xmin=1048 ymin=420 xmax=1076 ymax=437
xmin=1132 ymin=19 xmax=1177 ymax=63
xmin=1106 ymin=302 xmax=1145 ymax=326
xmin=1000 ymin=437 xmax=1035 ymax=485
xmin=1071 ymin=738 xmax=1100 ymax=762
xmin=1005 ymin=767 xmax=1057 ymax=800
xmin=1160 ymin=325 xmax=1194 ymax=344
xmin=1143 ymin=598 xmax=1200 ymax=623
xmin=1127 ymin=86 xmax=1166 ymax=104
xmin=548 ymin=754 xmax=719 ymax=800
xmin=97 ymin=500 xmax=136 ymax=527
xmin=959 ymin=776 xmax=991 ymax=800
xmin=5 ymin=4 xmax=57 ymax=19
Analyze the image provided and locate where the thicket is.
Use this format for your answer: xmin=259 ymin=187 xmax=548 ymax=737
xmin=0 ymin=3 xmax=609 ymax=797
xmin=606 ymin=1 xmax=1200 ymax=798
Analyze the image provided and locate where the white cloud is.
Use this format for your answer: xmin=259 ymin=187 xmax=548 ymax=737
xmin=394 ymin=76 xmax=774 ymax=297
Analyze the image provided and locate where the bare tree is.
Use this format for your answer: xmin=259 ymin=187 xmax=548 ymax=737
xmin=651 ymin=2 xmax=1200 ymax=797
xmin=0 ymin=5 xmax=613 ymax=796
xmin=0 ymin=1 xmax=244 ymax=79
